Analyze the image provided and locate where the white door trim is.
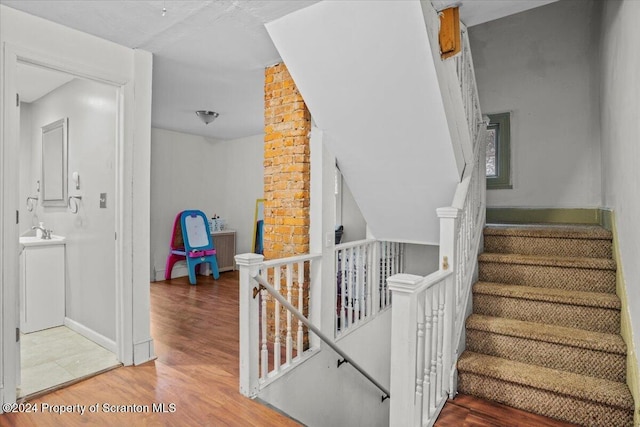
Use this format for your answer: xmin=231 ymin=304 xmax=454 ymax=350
xmin=0 ymin=41 xmax=131 ymax=406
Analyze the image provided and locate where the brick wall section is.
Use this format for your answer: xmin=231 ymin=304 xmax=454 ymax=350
xmin=264 ymin=63 xmax=311 ymax=349
xmin=264 ymin=63 xmax=311 ymax=259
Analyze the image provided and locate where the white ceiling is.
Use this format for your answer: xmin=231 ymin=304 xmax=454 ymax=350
xmin=2 ymin=0 xmax=558 ymax=140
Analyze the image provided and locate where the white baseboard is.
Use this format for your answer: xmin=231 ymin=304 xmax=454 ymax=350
xmin=134 ymin=338 xmax=156 ymax=365
xmin=154 ymin=265 xmax=188 ymax=282
xmin=64 ymin=317 xmax=116 ymax=353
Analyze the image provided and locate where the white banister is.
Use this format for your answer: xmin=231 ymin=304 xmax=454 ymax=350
xmin=253 ymin=273 xmax=390 ymax=401
xmin=389 ymin=274 xmax=423 ymax=427
xmin=335 ymin=239 xmax=405 ymax=337
xmin=236 ymin=252 xmax=322 ymax=395
xmin=389 ymin=270 xmax=454 ymax=427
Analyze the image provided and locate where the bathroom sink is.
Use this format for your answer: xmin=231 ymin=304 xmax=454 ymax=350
xmin=20 ymin=235 xmax=66 ymax=247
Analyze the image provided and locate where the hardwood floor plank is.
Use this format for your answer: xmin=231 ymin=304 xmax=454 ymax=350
xmin=435 ymin=394 xmax=579 ymax=427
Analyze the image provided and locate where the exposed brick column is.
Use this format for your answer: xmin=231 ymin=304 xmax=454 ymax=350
xmin=264 ymin=63 xmax=312 ymax=350
xmin=264 ymin=63 xmax=311 ymax=259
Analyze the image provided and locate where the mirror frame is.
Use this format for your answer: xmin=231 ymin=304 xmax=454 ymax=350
xmin=41 ymin=117 xmax=68 ymax=207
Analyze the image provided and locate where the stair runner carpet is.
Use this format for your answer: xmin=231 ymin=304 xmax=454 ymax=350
xmin=458 ymin=224 xmax=634 ymax=426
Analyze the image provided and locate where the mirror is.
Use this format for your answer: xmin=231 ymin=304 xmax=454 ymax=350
xmin=41 ymin=118 xmax=68 ymax=207
xmin=252 ymin=199 xmax=265 ymax=254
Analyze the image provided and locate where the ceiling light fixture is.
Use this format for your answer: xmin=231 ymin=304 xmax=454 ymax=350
xmin=196 ymin=110 xmax=219 ymax=125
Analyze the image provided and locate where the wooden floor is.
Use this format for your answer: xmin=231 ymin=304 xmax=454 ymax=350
xmin=0 ymin=272 xmax=298 ymax=427
xmin=435 ymin=394 xmax=578 ymax=427
xmin=1 ymin=271 xmax=577 ymax=426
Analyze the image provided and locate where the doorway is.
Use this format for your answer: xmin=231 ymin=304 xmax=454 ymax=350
xmin=15 ymin=62 xmax=121 ymax=398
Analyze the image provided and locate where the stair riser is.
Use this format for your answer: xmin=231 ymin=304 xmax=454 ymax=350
xmin=479 ymin=262 xmax=616 ymax=293
xmin=473 ymin=294 xmax=620 ymax=334
xmin=466 ymin=330 xmax=625 ymax=382
xmin=484 ymin=235 xmax=612 ymax=259
xmin=458 ymin=372 xmax=633 ymax=426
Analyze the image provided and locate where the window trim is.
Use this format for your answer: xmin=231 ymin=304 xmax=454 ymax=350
xmin=486 ymin=112 xmax=512 ymax=190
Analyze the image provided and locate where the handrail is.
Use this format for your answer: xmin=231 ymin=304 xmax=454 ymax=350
xmin=252 ymin=273 xmax=391 ymax=401
xmin=262 ymin=252 xmax=322 ymax=267
xmin=335 ymin=238 xmax=377 ymax=251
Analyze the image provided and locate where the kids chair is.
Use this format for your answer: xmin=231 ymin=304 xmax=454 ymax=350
xmin=165 ymin=210 xmax=220 ymax=285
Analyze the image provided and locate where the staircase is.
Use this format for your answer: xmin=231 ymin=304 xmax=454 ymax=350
xmin=458 ymin=224 xmax=634 ymax=426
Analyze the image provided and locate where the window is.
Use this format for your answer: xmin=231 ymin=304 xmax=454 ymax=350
xmin=486 ymin=112 xmax=512 ymax=189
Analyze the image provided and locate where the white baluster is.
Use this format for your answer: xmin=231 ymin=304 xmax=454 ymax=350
xmin=372 ymin=241 xmax=380 ymax=315
xmin=274 ymin=266 xmax=281 ymax=372
xmin=335 ymin=249 xmax=340 ymax=336
xmin=286 ymin=263 xmax=293 ymax=364
xmin=340 ymin=248 xmax=347 ymax=332
xmin=442 ymin=273 xmax=456 ymax=398
xmin=380 ymin=241 xmax=386 ymax=307
xmin=415 ymin=296 xmax=426 ymax=424
xmin=423 ymin=287 xmax=433 ymax=418
xmin=386 ymin=242 xmax=392 ymax=306
xmin=354 ymin=245 xmax=361 ymax=325
xmin=347 ymin=247 xmax=354 ymax=328
xmin=365 ymin=243 xmax=372 ymax=317
xmin=436 ymin=284 xmax=445 ymax=399
xmin=429 ymin=288 xmax=438 ymax=414
xmin=261 ymin=287 xmax=268 ymax=379
xmin=297 ymin=261 xmax=304 ymax=356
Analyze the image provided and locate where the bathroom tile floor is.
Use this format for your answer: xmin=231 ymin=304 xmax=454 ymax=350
xmin=18 ymin=326 xmax=120 ymax=398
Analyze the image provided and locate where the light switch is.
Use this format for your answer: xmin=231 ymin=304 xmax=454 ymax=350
xmin=100 ymin=193 xmax=107 ymax=208
xmin=325 ymin=232 xmax=333 ymax=247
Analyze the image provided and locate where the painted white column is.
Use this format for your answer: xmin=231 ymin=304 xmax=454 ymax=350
xmin=309 ymin=127 xmax=334 ymax=341
xmin=388 ymin=273 xmax=423 ymax=427
xmin=235 ymin=253 xmax=264 ymax=397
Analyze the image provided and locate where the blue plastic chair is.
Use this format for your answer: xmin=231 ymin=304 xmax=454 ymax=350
xmin=165 ymin=210 xmax=220 ymax=284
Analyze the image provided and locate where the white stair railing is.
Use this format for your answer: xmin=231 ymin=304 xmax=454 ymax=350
xmin=335 ymin=239 xmax=404 ymax=337
xmin=455 ymin=25 xmax=484 ymax=154
xmin=235 ymin=252 xmax=391 ymax=402
xmin=236 ymin=253 xmax=322 ymax=396
xmin=388 ymin=24 xmax=488 ymax=427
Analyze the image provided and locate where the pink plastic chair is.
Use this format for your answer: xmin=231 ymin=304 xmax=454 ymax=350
xmin=165 ymin=210 xmax=220 ymax=284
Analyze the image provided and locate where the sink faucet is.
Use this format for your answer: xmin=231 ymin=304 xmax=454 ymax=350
xmin=32 ymin=225 xmax=52 ymax=240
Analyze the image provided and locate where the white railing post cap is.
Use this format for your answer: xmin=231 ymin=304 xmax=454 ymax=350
xmin=437 ymin=206 xmax=461 ymax=219
xmin=234 ymin=253 xmax=265 ymax=266
xmin=387 ymin=273 xmax=423 ymax=294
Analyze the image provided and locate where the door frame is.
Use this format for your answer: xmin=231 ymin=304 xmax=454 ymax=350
xmin=1 ymin=42 xmax=130 ymax=406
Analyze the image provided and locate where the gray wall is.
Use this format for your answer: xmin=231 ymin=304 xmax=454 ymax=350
xmin=339 ymin=176 xmax=367 ymax=243
xmin=600 ymin=0 xmax=640 ymax=389
xmin=150 ymin=129 xmax=263 ymax=280
xmin=470 ymin=0 xmax=602 ymax=208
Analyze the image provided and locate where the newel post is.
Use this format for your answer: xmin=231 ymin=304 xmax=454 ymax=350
xmin=235 ymin=253 xmax=264 ymax=397
xmin=436 ymin=207 xmax=460 ymax=397
xmin=388 ymin=273 xmax=424 ymax=427
xmin=436 ymin=207 xmax=460 ymax=273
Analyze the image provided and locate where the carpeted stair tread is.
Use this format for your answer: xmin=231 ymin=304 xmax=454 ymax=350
xmin=473 ymin=282 xmax=620 ymax=310
xmin=458 ymin=351 xmax=634 ymax=410
xmin=466 ymin=314 xmax=626 ymax=354
xmin=483 ymin=226 xmax=613 ymax=258
xmin=484 ymin=224 xmax=612 ymax=240
xmin=478 ymin=252 xmax=616 ymax=270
